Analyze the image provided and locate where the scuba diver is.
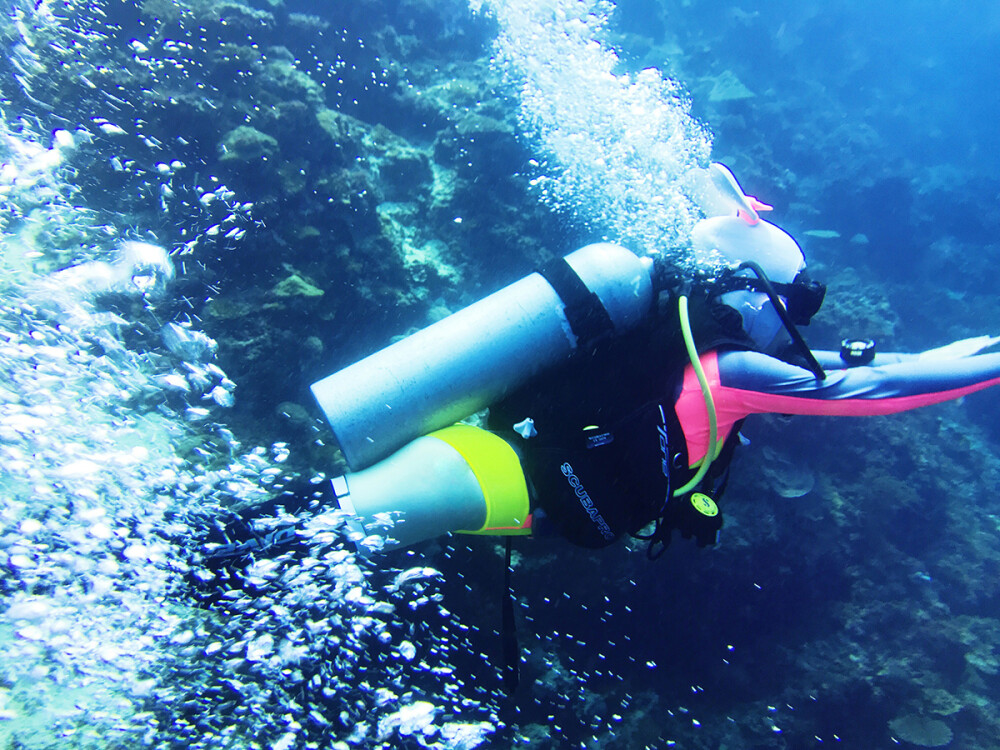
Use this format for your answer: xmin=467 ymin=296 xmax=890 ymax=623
xmin=201 ymin=163 xmax=1000 ymax=568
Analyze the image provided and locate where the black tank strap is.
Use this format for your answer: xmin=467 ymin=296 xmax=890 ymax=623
xmin=540 ymin=257 xmax=615 ymax=348
xmin=501 ymin=537 xmax=520 ymax=693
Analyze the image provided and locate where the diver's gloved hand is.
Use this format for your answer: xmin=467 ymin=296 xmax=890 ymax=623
xmin=918 ymin=335 xmax=1000 ymax=361
xmin=199 ymin=511 xmax=301 ymax=569
xmin=188 ymin=478 xmax=336 ymax=590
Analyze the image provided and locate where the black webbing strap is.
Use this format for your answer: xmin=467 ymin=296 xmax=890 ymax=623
xmin=501 ymin=537 xmax=520 ymax=692
xmin=540 ymin=257 xmax=615 ymax=348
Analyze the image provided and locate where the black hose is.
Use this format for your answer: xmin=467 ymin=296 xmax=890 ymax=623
xmin=737 ymin=261 xmax=826 ymax=380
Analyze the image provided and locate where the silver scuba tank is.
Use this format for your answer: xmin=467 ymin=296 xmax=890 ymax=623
xmin=311 ymin=243 xmax=654 ymax=471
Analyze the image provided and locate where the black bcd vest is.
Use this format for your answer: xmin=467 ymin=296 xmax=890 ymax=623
xmin=487 ymin=292 xmax=753 ymax=548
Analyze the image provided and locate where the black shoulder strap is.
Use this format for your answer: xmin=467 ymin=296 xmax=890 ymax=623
xmin=539 ymin=257 xmax=615 ymax=348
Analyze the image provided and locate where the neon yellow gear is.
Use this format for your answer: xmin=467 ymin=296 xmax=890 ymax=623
xmin=689 ymin=492 xmax=719 ymax=517
xmin=429 ymin=424 xmax=532 ymax=536
xmin=673 ymin=295 xmax=721 ymax=496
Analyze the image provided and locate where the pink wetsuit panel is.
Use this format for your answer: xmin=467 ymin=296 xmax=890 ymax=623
xmin=675 ymin=350 xmax=1000 ymax=465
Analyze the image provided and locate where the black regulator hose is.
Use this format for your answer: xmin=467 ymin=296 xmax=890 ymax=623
xmin=737 ymin=261 xmax=826 ymax=380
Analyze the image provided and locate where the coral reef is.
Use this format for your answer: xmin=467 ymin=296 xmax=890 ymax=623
xmin=3 ymin=0 xmax=1000 ymax=748
xmin=889 ymin=714 xmax=954 ymax=747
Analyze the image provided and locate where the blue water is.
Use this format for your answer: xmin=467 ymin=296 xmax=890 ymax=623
xmin=1 ymin=0 xmax=999 ymax=747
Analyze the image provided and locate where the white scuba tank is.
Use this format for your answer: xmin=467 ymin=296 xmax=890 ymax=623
xmin=311 ymin=243 xmax=654 ymax=471
xmin=333 ymin=434 xmax=487 ymax=549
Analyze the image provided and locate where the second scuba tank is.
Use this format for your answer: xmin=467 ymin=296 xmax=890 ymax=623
xmin=311 ymin=243 xmax=654 ymax=471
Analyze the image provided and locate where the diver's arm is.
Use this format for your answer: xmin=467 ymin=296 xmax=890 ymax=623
xmin=810 ymin=335 xmax=1000 ymax=370
xmin=675 ymin=349 xmax=1000 ymax=464
xmin=198 ymin=478 xmax=337 ymax=569
xmin=809 ymin=349 xmax=917 ymax=369
xmin=716 ymin=349 xmax=1000 ymax=415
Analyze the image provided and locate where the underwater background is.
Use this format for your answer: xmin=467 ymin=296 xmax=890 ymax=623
xmin=1 ymin=0 xmax=1000 ymax=748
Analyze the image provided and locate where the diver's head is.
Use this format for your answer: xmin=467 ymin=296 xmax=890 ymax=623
xmin=714 ymin=270 xmax=825 ymax=354
xmin=691 ymin=215 xmax=823 ymax=354
xmin=689 ymin=162 xmax=826 ymax=354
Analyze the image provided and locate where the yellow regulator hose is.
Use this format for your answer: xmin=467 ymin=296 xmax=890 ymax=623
xmin=673 ymin=295 xmax=719 ymax=496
